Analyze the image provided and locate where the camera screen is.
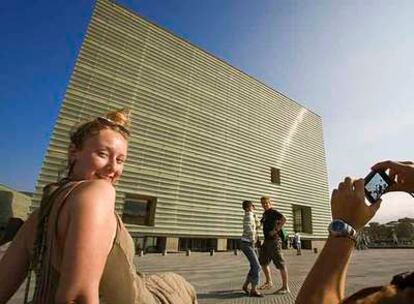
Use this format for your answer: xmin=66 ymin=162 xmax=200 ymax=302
xmin=365 ymin=172 xmax=390 ymax=201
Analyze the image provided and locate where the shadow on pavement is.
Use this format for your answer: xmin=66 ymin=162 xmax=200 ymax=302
xmin=197 ymin=289 xmax=247 ymax=300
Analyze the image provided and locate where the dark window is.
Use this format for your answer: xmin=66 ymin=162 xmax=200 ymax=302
xmin=122 ymin=194 xmax=157 ymax=226
xmin=270 ymin=167 xmax=281 ymax=184
xmin=293 ymin=207 xmax=303 ymax=232
xmin=292 ymin=205 xmax=312 ymax=233
xmin=132 ymin=236 xmax=162 ymax=253
xmin=178 ymin=238 xmax=216 ymax=252
xmin=227 ymin=238 xmax=241 ymax=250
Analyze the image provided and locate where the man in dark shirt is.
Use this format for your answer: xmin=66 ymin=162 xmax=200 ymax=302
xmin=258 ymin=196 xmax=290 ymax=294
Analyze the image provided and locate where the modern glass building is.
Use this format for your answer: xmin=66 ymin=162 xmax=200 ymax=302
xmin=32 ymin=0 xmax=331 ymax=252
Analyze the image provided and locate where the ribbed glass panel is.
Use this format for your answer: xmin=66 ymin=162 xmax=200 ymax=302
xmin=33 ymin=0 xmax=330 ymax=239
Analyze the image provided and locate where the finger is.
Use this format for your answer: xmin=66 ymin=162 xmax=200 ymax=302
xmin=344 ymin=177 xmax=353 ymax=192
xmin=371 ymin=160 xmax=403 ymax=173
xmin=371 ymin=160 xmax=393 ymax=171
xmin=338 ymin=182 xmax=346 ymax=192
xmin=372 ymin=160 xmax=410 ymax=173
xmin=354 ymin=178 xmax=364 ymax=194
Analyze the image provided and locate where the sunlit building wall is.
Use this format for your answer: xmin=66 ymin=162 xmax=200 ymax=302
xmin=33 ymin=0 xmax=330 ymax=252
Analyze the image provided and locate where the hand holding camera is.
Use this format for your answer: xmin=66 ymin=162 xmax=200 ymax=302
xmin=371 ymin=160 xmax=414 ymax=194
xmin=331 ymin=160 xmax=414 ymax=231
xmin=331 ymin=177 xmax=380 ymax=231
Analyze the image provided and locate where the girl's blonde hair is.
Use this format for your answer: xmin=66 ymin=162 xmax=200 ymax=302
xmin=70 ymin=108 xmax=130 ymax=148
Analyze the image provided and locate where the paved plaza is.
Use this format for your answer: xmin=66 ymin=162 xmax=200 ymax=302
xmin=4 ymin=248 xmax=412 ymax=303
xmin=136 ymin=249 xmax=412 ymax=304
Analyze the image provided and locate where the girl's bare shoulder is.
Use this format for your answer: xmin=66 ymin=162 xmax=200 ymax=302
xmin=65 ymin=180 xmax=116 ymax=214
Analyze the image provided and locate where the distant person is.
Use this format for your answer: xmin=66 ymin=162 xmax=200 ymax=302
xmin=355 ymin=232 xmax=369 ymax=250
xmin=0 ymin=109 xmax=197 ymax=304
xmin=296 ymin=160 xmax=414 ymax=304
xmin=392 ymin=229 xmax=399 ymax=246
xmin=288 ymin=235 xmax=294 ymax=249
xmin=240 ymin=200 xmax=263 ymax=297
xmin=355 ymin=233 xmax=364 ymax=250
xmin=258 ymin=196 xmax=290 ymax=294
xmin=294 ymin=232 xmax=302 ymax=255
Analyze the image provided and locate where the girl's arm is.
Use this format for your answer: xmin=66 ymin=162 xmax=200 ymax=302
xmin=55 ymin=180 xmax=117 ymax=304
xmin=0 ymin=212 xmax=37 ymax=304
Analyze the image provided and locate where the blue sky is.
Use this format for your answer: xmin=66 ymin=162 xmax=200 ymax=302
xmin=1 ymin=0 xmax=413 ymax=223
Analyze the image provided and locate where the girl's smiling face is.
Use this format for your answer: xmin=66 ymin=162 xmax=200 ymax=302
xmin=69 ymin=128 xmax=128 ymax=183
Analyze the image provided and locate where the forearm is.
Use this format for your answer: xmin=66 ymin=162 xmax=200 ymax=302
xmin=0 ymin=256 xmax=24 ymax=304
xmin=0 ymin=223 xmax=32 ymax=304
xmin=275 ymin=222 xmax=283 ymax=231
xmin=274 ymin=217 xmax=286 ymax=231
xmin=296 ymin=237 xmax=354 ymax=304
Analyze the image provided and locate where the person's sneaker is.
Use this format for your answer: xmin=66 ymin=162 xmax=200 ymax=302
xmin=274 ymin=288 xmax=290 ymax=295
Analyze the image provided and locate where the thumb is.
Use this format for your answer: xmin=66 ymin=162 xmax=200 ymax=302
xmin=368 ymin=199 xmax=382 ymax=216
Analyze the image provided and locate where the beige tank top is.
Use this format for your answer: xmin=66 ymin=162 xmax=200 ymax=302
xmin=34 ymin=181 xmax=197 ymax=304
